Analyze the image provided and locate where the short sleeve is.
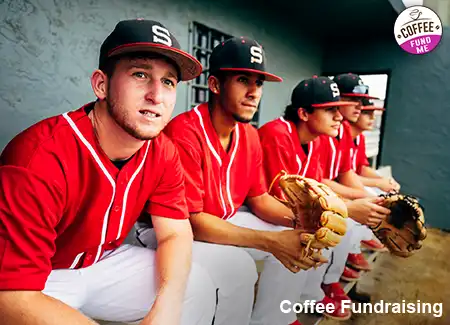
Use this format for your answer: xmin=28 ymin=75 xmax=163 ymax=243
xmin=146 ymin=143 xmax=189 ymax=219
xmin=356 ymin=135 xmax=370 ymax=174
xmin=247 ymin=139 xmax=268 ymax=198
xmin=170 ymin=137 xmax=205 ymax=213
xmin=338 ymin=136 xmax=352 ymax=175
xmin=0 ymin=166 xmax=64 ymax=291
xmin=260 ymin=141 xmax=294 ymax=200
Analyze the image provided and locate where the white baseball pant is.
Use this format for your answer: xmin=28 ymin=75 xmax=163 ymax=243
xmin=299 ymin=218 xmax=356 ymax=301
xmin=347 ymin=186 xmax=387 ymax=254
xmin=229 ymin=209 xmax=309 ymax=325
xmin=43 ymin=244 xmax=216 ymax=324
xmin=135 ymin=224 xmax=258 ymax=325
xmin=136 ymin=208 xmax=308 ymax=325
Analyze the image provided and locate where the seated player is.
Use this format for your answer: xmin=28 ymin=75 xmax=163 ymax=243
xmin=136 ymin=37 xmax=321 ymax=325
xmin=350 ymin=98 xmax=400 ymax=194
xmin=344 ymin=98 xmax=394 ymax=276
xmin=305 ymin=73 xmax=390 ymax=312
xmin=259 ymin=74 xmax=390 ymax=320
xmin=0 ymin=19 xmax=217 ymax=325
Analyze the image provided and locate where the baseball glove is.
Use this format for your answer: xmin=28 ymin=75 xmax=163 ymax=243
xmin=274 ymin=171 xmax=348 ymax=268
xmin=371 ymin=193 xmax=427 ymax=257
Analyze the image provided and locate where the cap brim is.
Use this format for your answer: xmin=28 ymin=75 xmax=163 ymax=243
xmin=219 ymin=68 xmax=283 ymax=82
xmin=312 ymin=101 xmax=357 ymax=108
xmin=108 ymin=43 xmax=203 ymax=81
xmin=341 ymin=93 xmax=379 ymax=100
xmin=361 ymin=105 xmax=385 ymax=111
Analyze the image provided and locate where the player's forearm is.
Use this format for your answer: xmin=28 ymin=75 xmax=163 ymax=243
xmin=338 ymin=169 xmax=366 ymax=190
xmin=190 ymin=212 xmax=276 ymax=252
xmin=245 ymin=193 xmax=294 ymax=228
xmin=359 ymin=175 xmax=383 ymax=188
xmin=0 ymin=291 xmax=98 ymax=325
xmin=360 ymin=166 xmax=382 ymax=179
xmin=143 ymin=233 xmax=193 ymax=325
xmin=322 ymin=178 xmax=368 ymax=200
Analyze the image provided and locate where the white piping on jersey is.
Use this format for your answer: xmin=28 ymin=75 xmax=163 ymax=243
xmin=339 ymin=124 xmax=344 ymax=140
xmin=279 ymin=117 xmax=292 ymax=134
xmin=280 ymin=117 xmax=308 ymax=176
xmin=69 ymin=252 xmax=84 ymax=269
xmin=335 ymin=151 xmax=342 ymax=179
xmin=224 ymin=125 xmax=239 ymax=220
xmin=328 ymin=137 xmax=336 ymax=179
xmin=194 ymin=106 xmax=228 ymax=219
xmin=63 ymin=112 xmax=148 ymax=266
xmin=296 ymin=155 xmax=302 ymax=175
xmin=194 ymin=106 xmax=222 ymax=166
xmin=63 ymin=112 xmax=116 ymax=267
xmin=352 ymin=135 xmax=361 ymax=171
xmin=116 ymin=141 xmax=150 ymax=240
xmin=302 ymin=141 xmax=314 ymax=177
xmin=350 ymin=148 xmax=355 ymax=171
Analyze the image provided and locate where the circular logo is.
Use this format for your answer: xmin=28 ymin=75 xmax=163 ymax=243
xmin=394 ymin=6 xmax=442 ymax=55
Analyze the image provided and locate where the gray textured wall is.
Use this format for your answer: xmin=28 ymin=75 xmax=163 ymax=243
xmin=0 ymin=0 xmax=323 ymax=150
xmin=323 ymin=29 xmax=450 ymax=230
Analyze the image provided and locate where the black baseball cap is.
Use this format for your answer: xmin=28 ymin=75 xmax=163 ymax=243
xmin=361 ymin=98 xmax=385 ymax=111
xmin=291 ymin=76 xmax=355 ymax=108
xmin=209 ymin=37 xmax=282 ymax=82
xmin=333 ymin=73 xmax=378 ymax=99
xmin=99 ymin=19 xmax=202 ymax=81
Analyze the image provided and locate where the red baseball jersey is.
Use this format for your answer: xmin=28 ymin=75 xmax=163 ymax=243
xmin=0 ymin=103 xmax=188 ymax=291
xmin=258 ymin=117 xmax=322 ymax=200
xmin=319 ymin=121 xmax=353 ymax=180
xmin=350 ymin=133 xmax=370 ymax=174
xmin=164 ymin=103 xmax=267 ymax=220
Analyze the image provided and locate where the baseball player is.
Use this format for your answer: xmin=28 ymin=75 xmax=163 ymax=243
xmin=350 ymin=98 xmax=400 ymax=194
xmin=258 ymin=74 xmax=391 ymax=320
xmin=135 ymin=36 xmax=322 ymax=325
xmin=298 ymin=74 xmax=391 ymax=310
xmin=258 ymin=75 xmax=356 ymax=320
xmin=0 ymin=19 xmax=218 ymax=325
xmin=344 ymin=98 xmax=394 ymax=274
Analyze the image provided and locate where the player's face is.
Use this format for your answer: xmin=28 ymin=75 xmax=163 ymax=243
xmin=307 ymin=106 xmax=343 ymax=137
xmin=355 ymin=110 xmax=376 ymax=130
xmin=219 ymin=72 xmax=264 ymax=123
xmin=106 ymin=57 xmax=178 ymax=140
xmin=338 ymin=97 xmax=362 ymax=123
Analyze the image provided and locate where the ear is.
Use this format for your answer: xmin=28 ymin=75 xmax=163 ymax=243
xmin=297 ymin=107 xmax=309 ymax=122
xmin=208 ymin=75 xmax=221 ymax=95
xmin=91 ymin=69 xmax=108 ymax=100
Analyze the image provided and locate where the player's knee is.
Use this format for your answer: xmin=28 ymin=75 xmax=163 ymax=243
xmin=185 ymin=263 xmax=217 ymax=315
xmin=235 ymin=248 xmax=259 ymax=286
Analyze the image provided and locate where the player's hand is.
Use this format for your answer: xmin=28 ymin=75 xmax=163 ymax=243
xmin=389 ymin=177 xmax=401 ymax=192
xmin=266 ymin=230 xmax=328 ymax=273
xmin=346 ymin=197 xmax=391 ymax=227
xmin=377 ymin=177 xmax=401 ymax=193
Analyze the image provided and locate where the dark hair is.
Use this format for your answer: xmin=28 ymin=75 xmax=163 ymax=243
xmin=282 ymin=104 xmax=314 ymax=123
xmin=208 ymin=70 xmax=228 ymax=105
xmin=99 ymin=51 xmax=181 ymax=80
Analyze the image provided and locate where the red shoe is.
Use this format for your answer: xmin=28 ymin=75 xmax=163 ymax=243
xmin=321 ymin=282 xmax=350 ymax=301
xmin=361 ymin=238 xmax=386 ymax=252
xmin=289 ymin=320 xmax=302 ymax=325
xmin=347 ymin=253 xmax=372 ymax=271
xmin=316 ymin=295 xmax=352 ymax=321
xmin=341 ymin=266 xmax=360 ymax=282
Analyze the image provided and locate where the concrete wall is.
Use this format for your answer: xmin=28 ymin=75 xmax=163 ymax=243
xmin=322 ymin=29 xmax=450 ymax=230
xmin=0 ymin=0 xmax=323 ymax=150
